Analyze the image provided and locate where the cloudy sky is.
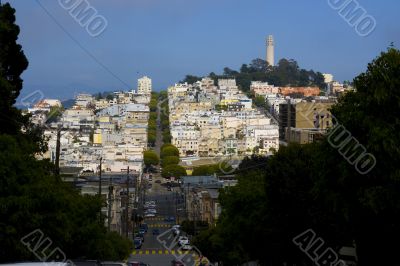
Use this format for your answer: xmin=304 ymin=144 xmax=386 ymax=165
xmin=6 ymin=0 xmax=400 ymax=101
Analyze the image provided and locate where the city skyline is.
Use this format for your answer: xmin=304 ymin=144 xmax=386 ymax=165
xmin=6 ymin=0 xmax=400 ymax=101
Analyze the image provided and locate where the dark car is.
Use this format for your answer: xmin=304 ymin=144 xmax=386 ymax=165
xmin=140 ymin=223 xmax=148 ymax=232
xmin=164 ymin=216 xmax=175 ymax=222
xmin=135 ymin=232 xmax=145 ymax=242
xmin=134 ymin=238 xmax=142 ymax=249
xmin=127 ymin=262 xmax=149 ymax=266
xmin=152 ymin=228 xmax=160 ymax=235
xmin=155 ymin=180 xmax=161 ymax=184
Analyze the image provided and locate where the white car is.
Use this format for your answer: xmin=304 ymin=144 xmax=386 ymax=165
xmin=146 ymin=209 xmax=157 ymax=213
xmin=178 ymin=236 xmax=189 ymax=246
xmin=144 ymin=213 xmax=155 ymax=217
xmin=172 ymin=225 xmax=181 ymax=230
xmin=181 ymin=244 xmax=193 ymax=251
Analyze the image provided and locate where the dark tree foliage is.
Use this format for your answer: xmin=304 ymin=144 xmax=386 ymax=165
xmin=160 ymin=145 xmax=180 ymax=158
xmin=0 ymin=3 xmax=28 ymax=134
xmin=181 ymin=75 xmax=202 ymax=84
xmin=182 ymin=58 xmax=325 ymax=91
xmin=161 ymin=164 xmax=187 ymax=179
xmin=0 ymin=3 xmax=132 ymax=262
xmin=144 ymin=150 xmax=159 ymax=167
xmin=161 ymin=155 xmax=180 ymax=167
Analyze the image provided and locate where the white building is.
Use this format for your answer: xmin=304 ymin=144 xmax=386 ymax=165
xmin=137 ymin=76 xmax=152 ymax=95
xmin=323 ymin=74 xmax=334 ymax=83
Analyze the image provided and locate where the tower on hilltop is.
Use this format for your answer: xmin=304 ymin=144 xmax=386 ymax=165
xmin=266 ymin=35 xmax=275 ymax=67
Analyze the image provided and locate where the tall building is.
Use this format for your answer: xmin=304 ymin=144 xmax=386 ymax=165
xmin=137 ymin=76 xmax=152 ymax=95
xmin=323 ymin=73 xmax=334 ymax=83
xmin=266 ymin=35 xmax=275 ymax=67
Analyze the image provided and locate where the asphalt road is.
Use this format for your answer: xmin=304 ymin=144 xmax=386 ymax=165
xmin=128 ymin=98 xmax=200 ymax=265
xmin=129 ymin=176 xmax=195 ymax=266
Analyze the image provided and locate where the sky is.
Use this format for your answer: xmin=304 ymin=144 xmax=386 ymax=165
xmin=5 ymin=0 xmax=400 ymax=102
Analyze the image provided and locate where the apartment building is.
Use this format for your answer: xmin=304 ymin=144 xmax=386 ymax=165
xmin=168 ymin=78 xmax=280 ymax=158
xmin=137 ymin=76 xmax=152 ymax=95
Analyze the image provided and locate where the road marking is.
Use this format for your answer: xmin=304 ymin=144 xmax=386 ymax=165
xmin=132 ymin=249 xmax=195 ymax=256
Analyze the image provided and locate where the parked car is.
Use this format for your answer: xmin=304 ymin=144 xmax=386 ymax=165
xmin=181 ymin=244 xmax=193 ymax=251
xmin=127 ymin=262 xmax=149 ymax=266
xmin=178 ymin=236 xmax=189 ymax=246
xmin=172 ymin=224 xmax=181 ymax=236
xmin=135 ymin=232 xmax=144 ymax=242
xmin=139 ymin=223 xmax=148 ymax=232
xmin=164 ymin=216 xmax=175 ymax=222
xmin=172 ymin=225 xmax=181 ymax=230
xmin=145 ymin=213 xmax=155 ymax=217
xmin=139 ymin=228 xmax=146 ymax=235
xmin=155 ymin=180 xmax=161 ymax=184
xmin=145 ymin=209 xmax=157 ymax=214
xmin=133 ymin=238 xmax=142 ymax=249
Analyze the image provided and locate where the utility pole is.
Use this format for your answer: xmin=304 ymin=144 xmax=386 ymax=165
xmin=98 ymin=157 xmax=102 ymax=224
xmin=175 ymin=191 xmax=179 ymax=224
xmin=107 ymin=173 xmax=113 ymax=231
xmin=54 ymin=127 xmax=61 ymax=176
xmin=126 ymin=166 xmax=130 ymax=238
xmin=132 ymin=174 xmax=138 ymax=237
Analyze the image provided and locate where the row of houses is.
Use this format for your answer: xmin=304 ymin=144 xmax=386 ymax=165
xmin=168 ymin=78 xmax=280 ymax=158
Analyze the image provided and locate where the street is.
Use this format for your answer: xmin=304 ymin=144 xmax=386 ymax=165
xmin=129 ymin=99 xmax=199 ymax=266
xmin=129 ymin=175 xmax=198 ymax=266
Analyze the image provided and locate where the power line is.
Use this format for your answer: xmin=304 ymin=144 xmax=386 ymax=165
xmin=34 ymin=0 xmax=131 ymax=90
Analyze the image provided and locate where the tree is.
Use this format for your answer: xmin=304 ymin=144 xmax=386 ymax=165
xmin=161 ymin=145 xmax=179 ymax=158
xmin=249 ymin=58 xmax=268 ymax=72
xmin=253 ymin=95 xmax=266 ymax=109
xmin=197 ymin=49 xmax=400 ymax=265
xmin=161 ymin=164 xmax=187 ymax=179
xmin=181 ymin=75 xmax=201 ymax=84
xmin=192 ymin=163 xmax=233 ymax=176
xmin=161 ymin=156 xmax=180 ymax=167
xmin=192 ymin=165 xmax=213 ymax=176
xmin=147 ymin=132 xmax=156 ymax=147
xmin=144 ymin=150 xmax=159 ymax=168
xmin=0 ymin=3 xmax=133 ymax=262
xmin=322 ymin=48 xmax=400 ymax=266
xmin=0 ymin=3 xmax=29 ymax=136
xmin=223 ymin=67 xmax=238 ymax=76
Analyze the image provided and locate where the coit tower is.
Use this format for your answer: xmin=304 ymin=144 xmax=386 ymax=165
xmin=266 ymin=35 xmax=275 ymax=67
